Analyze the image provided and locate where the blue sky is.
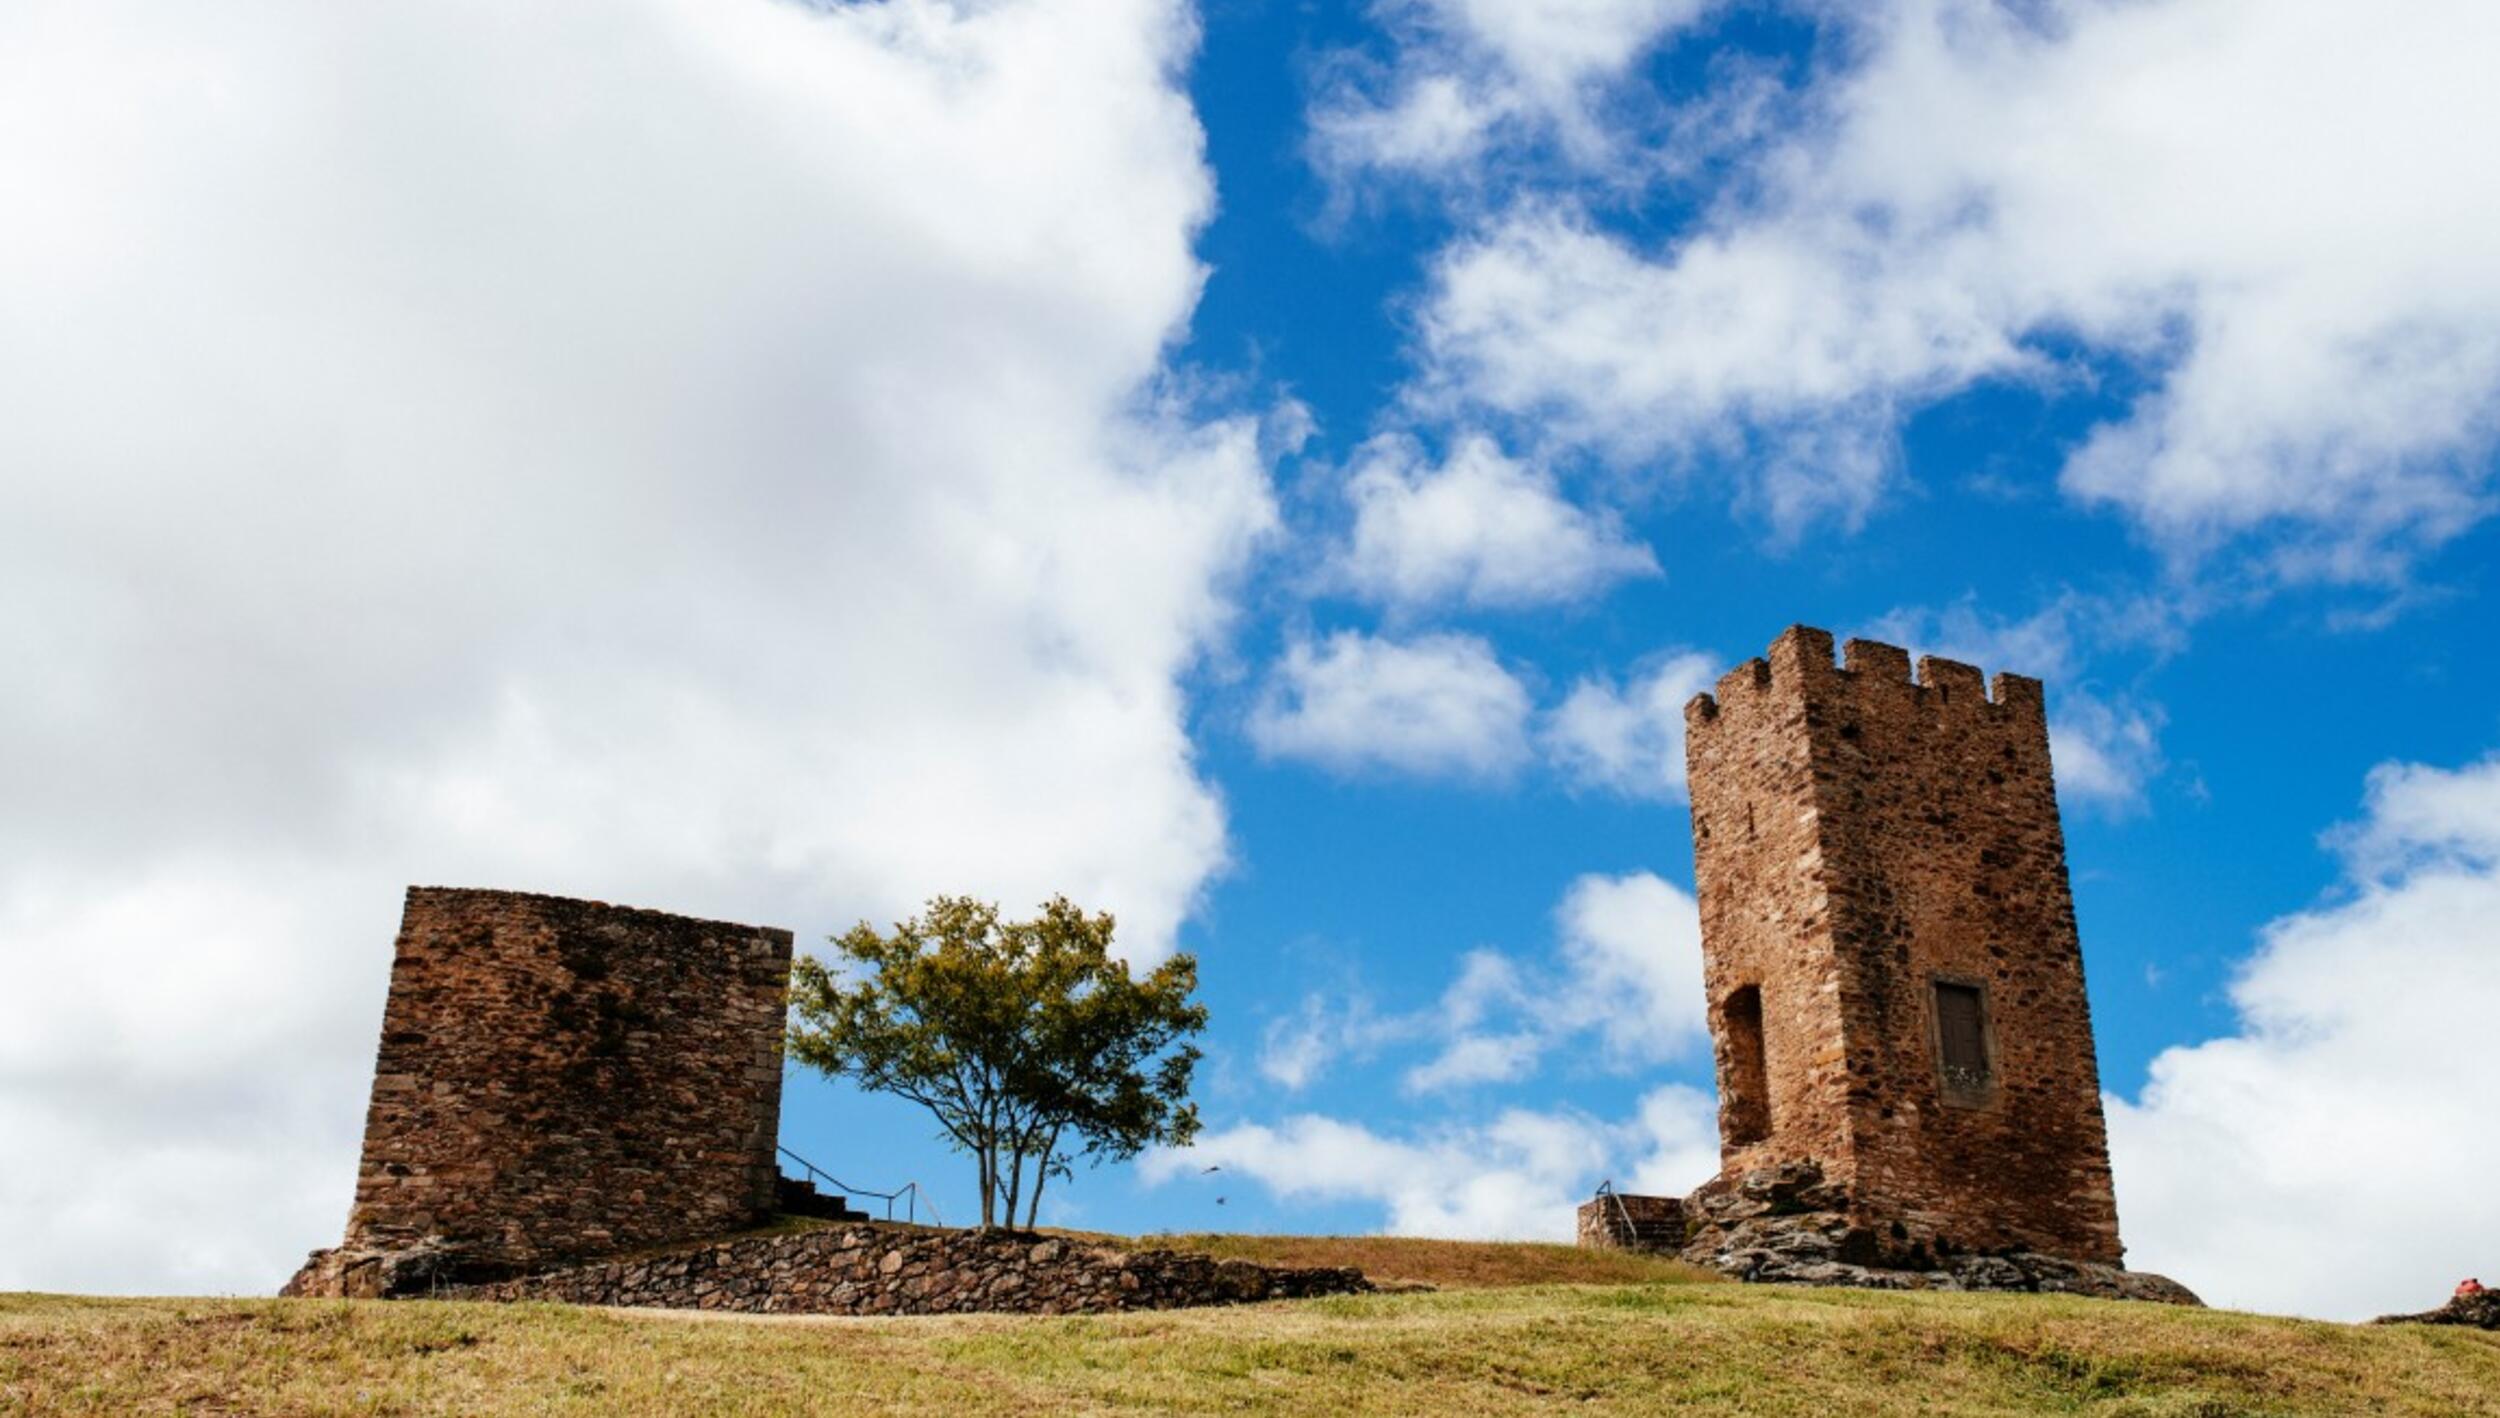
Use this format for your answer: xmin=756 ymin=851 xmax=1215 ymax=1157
xmin=805 ymin=0 xmax=2500 ymax=1315
xmin=4 ymin=0 xmax=2497 ymax=1322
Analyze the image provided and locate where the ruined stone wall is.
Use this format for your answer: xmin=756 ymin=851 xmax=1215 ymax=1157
xmin=1575 ymin=1193 xmax=1685 ymax=1252
xmin=323 ymin=887 xmax=793 ymax=1282
xmin=447 ymin=1225 xmax=1372 ymax=1316
xmin=1684 ymin=627 xmax=2123 ymax=1266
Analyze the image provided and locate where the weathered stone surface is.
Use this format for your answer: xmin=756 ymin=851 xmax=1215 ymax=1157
xmin=279 ymin=1239 xmax=463 ymax=1300
xmin=1681 ymin=628 xmax=2126 ymax=1265
xmin=1576 ymin=1192 xmax=1685 ymax=1252
xmin=1672 ymin=1162 xmax=2199 ymax=1304
xmin=2374 ymin=1290 xmax=2500 ymax=1330
xmin=288 ymin=888 xmax=794 ymax=1295
xmin=441 ymin=1224 xmax=1373 ymax=1316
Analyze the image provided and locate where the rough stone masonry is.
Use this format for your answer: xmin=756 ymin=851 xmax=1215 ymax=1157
xmin=288 ymin=888 xmax=794 ymax=1297
xmin=1579 ymin=626 xmax=2196 ymax=1303
xmin=287 ymin=886 xmax=1376 ymax=1313
xmin=447 ymin=1225 xmax=1371 ymax=1316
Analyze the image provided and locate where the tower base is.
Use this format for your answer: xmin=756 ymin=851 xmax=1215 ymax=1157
xmin=1582 ymin=1163 xmax=2201 ymax=1305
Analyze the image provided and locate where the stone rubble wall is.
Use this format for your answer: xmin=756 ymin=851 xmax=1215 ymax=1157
xmin=304 ymin=888 xmax=794 ymax=1289
xmin=1576 ymin=1193 xmax=1685 ymax=1252
xmin=1671 ymin=1162 xmax=2198 ymax=1306
xmin=2373 ymin=1290 xmax=2500 ymax=1330
xmin=438 ymin=1224 xmax=1373 ymax=1316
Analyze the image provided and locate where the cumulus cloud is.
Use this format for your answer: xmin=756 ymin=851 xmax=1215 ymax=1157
xmin=1248 ymin=630 xmax=1534 ymax=779
xmin=1549 ymin=871 xmax=1709 ymax=1056
xmin=0 ymin=0 xmax=1269 ymax=1294
xmin=1253 ymin=872 xmax=1706 ymax=1098
xmin=1403 ymin=1030 xmax=1547 ymax=1094
xmin=2107 ymin=753 xmax=2500 ymax=1319
xmin=2330 ymin=757 xmax=2500 ymax=879
xmin=1141 ymin=1084 xmax=1719 ymax=1240
xmin=1311 ymin=0 xmax=1718 ymax=180
xmin=1256 ymin=990 xmax=1424 ymax=1093
xmin=2047 ymin=697 xmax=2166 ymax=815
xmin=1337 ymin=433 xmax=1658 ymax=610
xmin=1405 ymin=872 xmax=1707 ymax=1093
xmin=1415 ymin=0 xmax=2500 ymax=571
xmin=1543 ymin=650 xmax=1720 ymax=799
xmin=1258 ymin=999 xmax=1345 ymax=1093
xmin=1252 ymin=633 xmax=1738 ymax=793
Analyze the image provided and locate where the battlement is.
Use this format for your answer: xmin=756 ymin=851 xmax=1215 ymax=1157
xmin=1683 ymin=624 xmax=2046 ymax=731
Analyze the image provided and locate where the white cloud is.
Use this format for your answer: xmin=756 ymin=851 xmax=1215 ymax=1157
xmin=2048 ymin=697 xmax=2166 ymax=815
xmin=1256 ymin=990 xmax=1425 ymax=1093
xmin=1549 ymin=871 xmax=1708 ymax=1057
xmin=1248 ymin=630 xmax=1533 ymax=779
xmin=1142 ymin=1084 xmax=1719 ymax=1240
xmin=1416 ymin=0 xmax=2500 ymax=572
xmin=2107 ymin=753 xmax=2500 ymax=1320
xmin=1405 ymin=872 xmax=1706 ymax=1093
xmin=1432 ymin=0 xmax=1710 ymax=98
xmin=1543 ymin=650 xmax=1720 ymax=799
xmin=1312 ymin=0 xmax=1717 ymax=180
xmin=1404 ymin=1031 xmax=1546 ymax=1093
xmin=1338 ymin=433 xmax=1658 ymax=610
xmin=0 ymin=0 xmax=1269 ymax=1294
xmin=2330 ymin=757 xmax=2500 ymax=879
xmin=1260 ymin=871 xmax=1704 ymax=1098
xmin=1258 ymin=1000 xmax=1342 ymax=1093
xmin=1420 ymin=211 xmax=1953 ymax=534
xmin=1438 ymin=947 xmax=1525 ymax=1031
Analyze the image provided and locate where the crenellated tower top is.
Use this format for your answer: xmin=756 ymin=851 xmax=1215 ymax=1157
xmin=1683 ymin=624 xmax=2046 ymax=732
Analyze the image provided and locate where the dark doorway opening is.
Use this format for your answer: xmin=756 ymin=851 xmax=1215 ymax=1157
xmin=1720 ymin=985 xmax=1771 ymax=1146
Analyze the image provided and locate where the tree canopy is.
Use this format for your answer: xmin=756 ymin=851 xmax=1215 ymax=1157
xmin=787 ymin=895 xmax=1205 ymax=1230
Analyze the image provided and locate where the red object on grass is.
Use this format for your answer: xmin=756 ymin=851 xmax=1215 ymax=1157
xmin=2460 ymin=1278 xmax=2486 ymax=1299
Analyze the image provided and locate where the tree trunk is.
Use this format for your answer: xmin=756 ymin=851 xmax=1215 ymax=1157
xmin=1024 ymin=1125 xmax=1064 ymax=1230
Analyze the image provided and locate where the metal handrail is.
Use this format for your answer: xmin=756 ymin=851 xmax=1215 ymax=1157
xmin=1595 ymin=1178 xmax=1642 ymax=1242
xmin=777 ymin=1144 xmax=942 ymax=1227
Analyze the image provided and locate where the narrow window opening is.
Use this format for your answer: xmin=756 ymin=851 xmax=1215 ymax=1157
xmin=1934 ymin=981 xmax=1992 ymax=1095
xmin=1720 ymin=985 xmax=1770 ymax=1146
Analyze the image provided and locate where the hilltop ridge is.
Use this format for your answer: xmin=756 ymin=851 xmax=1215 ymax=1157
xmin=6 ymin=1236 xmax=2495 ymax=1415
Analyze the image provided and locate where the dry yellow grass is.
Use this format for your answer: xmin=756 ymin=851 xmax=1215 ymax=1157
xmin=5 ymin=1279 xmax=2496 ymax=1416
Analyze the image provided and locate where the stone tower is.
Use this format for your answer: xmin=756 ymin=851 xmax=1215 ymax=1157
xmin=1681 ymin=625 xmax=2123 ymax=1266
xmin=287 ymin=887 xmax=794 ymax=1296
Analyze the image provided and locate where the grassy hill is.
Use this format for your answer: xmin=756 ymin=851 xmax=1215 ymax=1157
xmin=5 ymin=1237 xmax=2494 ymax=1416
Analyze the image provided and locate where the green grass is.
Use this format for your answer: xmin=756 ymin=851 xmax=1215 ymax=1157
xmin=5 ymin=1279 xmax=2494 ymax=1416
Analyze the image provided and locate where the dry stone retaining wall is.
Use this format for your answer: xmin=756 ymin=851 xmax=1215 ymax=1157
xmin=446 ymin=1224 xmax=1373 ymax=1315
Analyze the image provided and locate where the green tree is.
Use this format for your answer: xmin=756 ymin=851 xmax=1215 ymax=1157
xmin=787 ymin=895 xmax=1206 ymax=1230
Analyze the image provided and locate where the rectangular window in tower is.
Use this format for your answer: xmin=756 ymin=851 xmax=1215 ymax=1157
xmin=1934 ymin=981 xmax=1992 ymax=1097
